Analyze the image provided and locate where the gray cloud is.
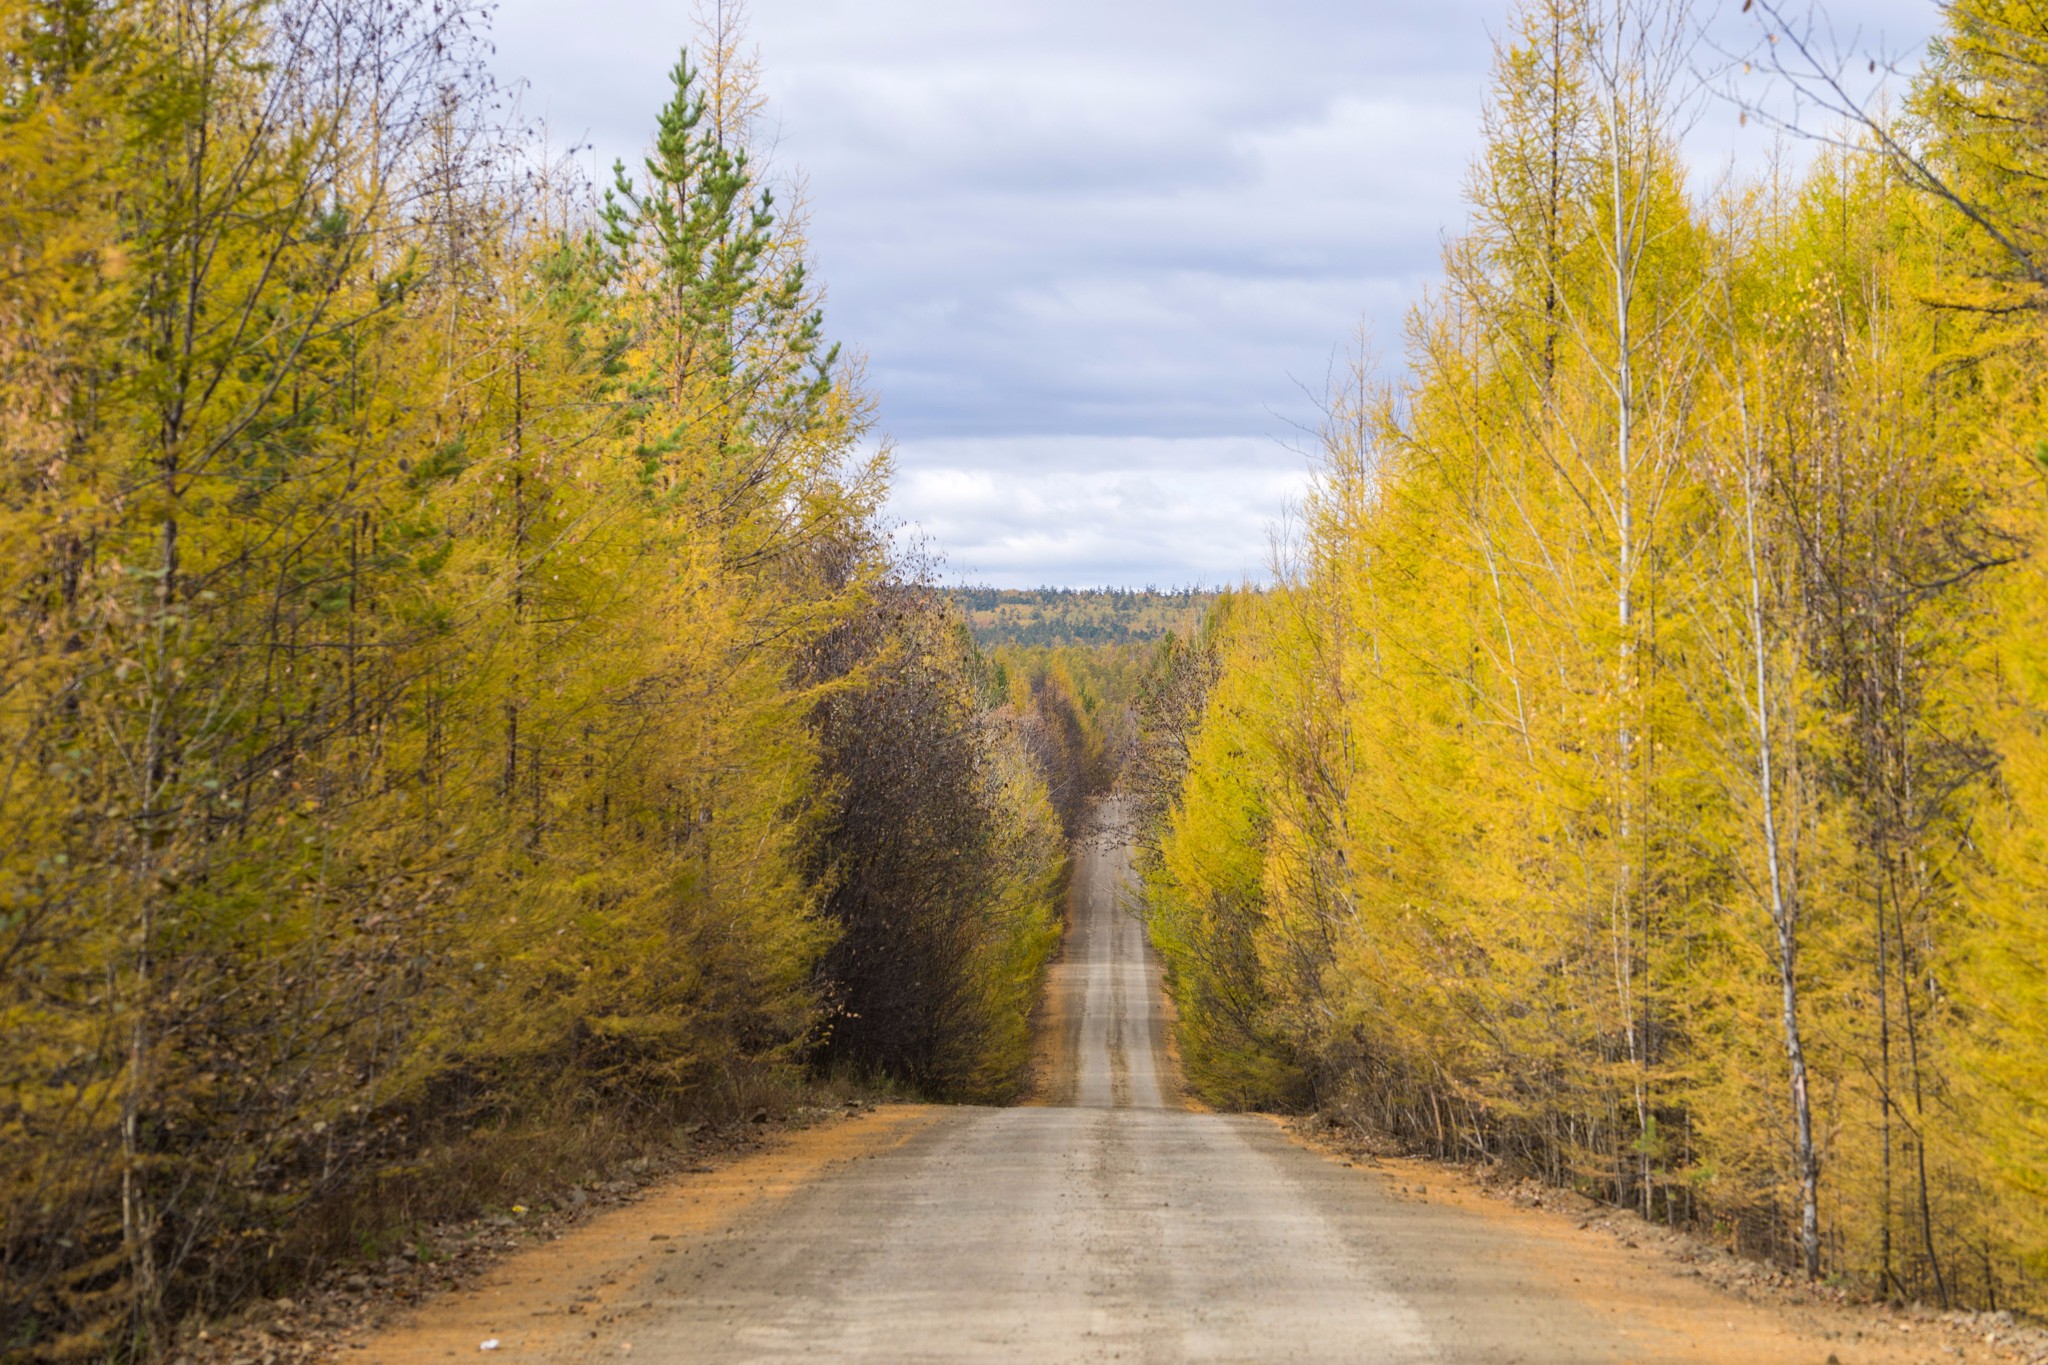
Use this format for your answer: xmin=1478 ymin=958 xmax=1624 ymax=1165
xmin=488 ymin=0 xmax=1941 ymax=586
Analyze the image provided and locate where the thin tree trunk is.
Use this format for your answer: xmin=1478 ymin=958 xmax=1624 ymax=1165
xmin=1742 ymin=458 xmax=1820 ymax=1279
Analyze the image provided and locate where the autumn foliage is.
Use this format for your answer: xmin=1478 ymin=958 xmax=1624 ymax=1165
xmin=0 ymin=0 xmax=1065 ymax=1355
xmin=1143 ymin=0 xmax=2048 ymax=1312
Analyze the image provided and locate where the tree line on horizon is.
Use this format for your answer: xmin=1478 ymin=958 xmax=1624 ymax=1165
xmin=1140 ymin=0 xmax=2048 ymax=1312
xmin=953 ymin=586 xmax=1217 ymax=649
xmin=0 ymin=0 xmax=1096 ymax=1355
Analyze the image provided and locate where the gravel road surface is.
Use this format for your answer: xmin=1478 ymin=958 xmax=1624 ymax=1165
xmin=597 ymin=802 xmax=1631 ymax=1363
xmin=353 ymin=802 xmax=1968 ymax=1365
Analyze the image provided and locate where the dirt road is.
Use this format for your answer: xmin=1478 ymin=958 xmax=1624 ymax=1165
xmin=359 ymin=804 xmax=1972 ymax=1364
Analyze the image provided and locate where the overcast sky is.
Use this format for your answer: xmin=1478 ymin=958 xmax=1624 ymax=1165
xmin=485 ymin=0 xmax=1941 ymax=588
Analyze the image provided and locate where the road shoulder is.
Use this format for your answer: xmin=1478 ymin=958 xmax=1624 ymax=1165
xmin=353 ymin=1104 xmax=943 ymax=1364
xmin=1275 ymin=1115 xmax=2038 ymax=1365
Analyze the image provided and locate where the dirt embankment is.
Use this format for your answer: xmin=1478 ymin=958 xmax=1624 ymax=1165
xmin=175 ymin=1103 xmax=930 ymax=1365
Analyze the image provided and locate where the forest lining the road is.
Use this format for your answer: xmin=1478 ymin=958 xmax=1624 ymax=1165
xmin=0 ymin=3 xmax=1123 ymax=1354
xmin=10 ymin=0 xmax=2048 ymax=1355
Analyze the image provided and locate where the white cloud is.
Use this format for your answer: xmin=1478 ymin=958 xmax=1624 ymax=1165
xmin=884 ymin=436 xmax=1313 ymax=588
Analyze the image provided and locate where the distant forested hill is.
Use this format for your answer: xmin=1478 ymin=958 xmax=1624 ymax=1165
xmin=952 ymin=587 xmax=1217 ymax=647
